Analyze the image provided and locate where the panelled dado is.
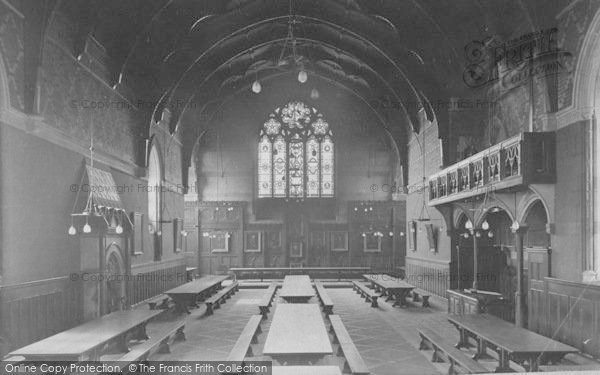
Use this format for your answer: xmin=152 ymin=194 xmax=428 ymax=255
xmin=428 ymin=132 xmax=556 ymax=206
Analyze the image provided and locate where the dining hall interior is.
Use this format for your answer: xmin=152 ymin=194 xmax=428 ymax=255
xmin=1 ymin=0 xmax=600 ymax=374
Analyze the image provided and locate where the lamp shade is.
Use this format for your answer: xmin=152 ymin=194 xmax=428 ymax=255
xmin=252 ymin=80 xmax=261 ymax=93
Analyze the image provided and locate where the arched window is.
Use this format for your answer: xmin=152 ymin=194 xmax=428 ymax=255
xmin=148 ymin=144 xmax=162 ymax=232
xmin=258 ymin=101 xmax=334 ymax=198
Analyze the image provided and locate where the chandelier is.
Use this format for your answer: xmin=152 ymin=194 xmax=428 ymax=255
xmin=252 ymin=0 xmax=307 ymax=93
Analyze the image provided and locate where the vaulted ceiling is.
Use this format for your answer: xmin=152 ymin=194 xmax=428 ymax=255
xmin=33 ymin=0 xmax=566 ymax=167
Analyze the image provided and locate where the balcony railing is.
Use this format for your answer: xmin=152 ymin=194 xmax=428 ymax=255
xmin=428 ymin=132 xmax=555 ymax=206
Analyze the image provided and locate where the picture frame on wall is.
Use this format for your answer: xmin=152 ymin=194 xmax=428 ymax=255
xmin=131 ymin=212 xmax=144 ymax=255
xmin=330 ymin=231 xmax=348 ymax=251
xmin=244 ymin=231 xmax=262 ymax=252
xmin=211 ymin=231 xmax=230 ymax=253
xmin=363 ymin=233 xmax=382 ymax=252
xmin=290 ymin=241 xmax=303 ymax=257
xmin=266 ymin=231 xmax=281 ymax=250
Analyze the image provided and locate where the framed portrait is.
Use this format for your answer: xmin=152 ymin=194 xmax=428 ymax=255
xmin=290 ymin=241 xmax=303 ymax=257
xmin=310 ymin=231 xmax=326 ymax=248
xmin=363 ymin=233 xmax=382 ymax=252
xmin=131 ymin=212 xmax=144 ymax=255
xmin=330 ymin=231 xmax=348 ymax=251
xmin=244 ymin=231 xmax=262 ymax=252
xmin=211 ymin=232 xmax=230 ymax=253
xmin=265 ymin=231 xmax=281 ymax=251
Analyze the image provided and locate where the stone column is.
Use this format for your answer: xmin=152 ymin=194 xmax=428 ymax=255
xmin=513 ymin=224 xmax=528 ymax=327
xmin=472 ymin=229 xmax=479 ymax=290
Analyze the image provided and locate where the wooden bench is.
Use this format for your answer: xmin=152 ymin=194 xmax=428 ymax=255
xmin=352 ymin=281 xmax=378 ymax=308
xmin=103 ymin=320 xmax=185 ymax=372
xmin=147 ymin=295 xmax=170 ymax=310
xmin=226 ymin=315 xmax=263 ymax=361
xmin=411 ymin=288 xmax=431 ymax=307
xmin=204 ymin=281 xmax=239 ymax=315
xmin=314 ymin=281 xmax=334 ymax=315
xmin=329 ymin=315 xmax=369 ymax=375
xmin=258 ymin=282 xmax=278 ymax=319
xmin=418 ymin=327 xmax=488 ymax=375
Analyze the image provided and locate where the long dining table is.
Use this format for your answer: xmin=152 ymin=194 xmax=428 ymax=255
xmin=448 ymin=313 xmax=579 ymax=372
xmin=363 ymin=274 xmax=415 ymax=307
xmin=7 ymin=309 xmax=163 ymax=361
xmin=278 ymin=275 xmax=315 ymax=303
xmin=263 ymin=304 xmax=333 ymax=364
xmin=165 ymin=274 xmax=229 ymax=313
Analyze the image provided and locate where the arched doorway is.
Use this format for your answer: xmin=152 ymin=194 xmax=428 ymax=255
xmin=479 ymin=209 xmax=514 ymax=297
xmin=523 ymin=200 xmax=550 ymax=249
xmin=104 ymin=244 xmax=126 ymax=314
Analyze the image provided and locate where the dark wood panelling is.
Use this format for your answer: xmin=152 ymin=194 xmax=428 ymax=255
xmin=0 ymin=277 xmax=82 ymax=354
xmin=528 ymin=278 xmax=600 ymax=358
xmin=405 ymin=257 xmax=450 ymax=298
xmin=129 ymin=264 xmax=187 ymax=305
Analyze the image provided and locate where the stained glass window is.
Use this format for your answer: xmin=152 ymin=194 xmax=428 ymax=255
xmin=258 ymin=136 xmax=272 ymax=197
xmin=258 ymin=101 xmax=334 ymax=198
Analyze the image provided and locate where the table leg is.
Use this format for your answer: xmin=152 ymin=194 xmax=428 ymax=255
xmin=472 ymin=338 xmax=490 ymax=360
xmin=174 ymin=298 xmax=190 ymax=314
xmin=455 ymin=328 xmax=468 ymax=349
xmin=116 ymin=333 xmax=130 ymax=353
xmin=495 ymin=349 xmax=511 ymax=373
xmin=393 ymin=291 xmax=410 ymax=307
xmin=133 ymin=322 xmax=150 ymax=341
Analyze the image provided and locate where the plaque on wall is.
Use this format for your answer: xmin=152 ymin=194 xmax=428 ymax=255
xmin=330 ymin=231 xmax=348 ymax=251
xmin=244 ymin=231 xmax=262 ymax=252
xmin=290 ymin=241 xmax=303 ymax=257
xmin=363 ymin=233 xmax=382 ymax=252
xmin=211 ymin=232 xmax=230 ymax=253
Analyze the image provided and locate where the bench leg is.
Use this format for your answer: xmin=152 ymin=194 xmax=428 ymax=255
xmin=148 ymin=302 xmax=157 ymax=310
xmin=447 ymin=359 xmax=457 ymax=375
xmin=431 ymin=347 xmax=443 ymax=363
xmin=418 ymin=336 xmax=429 ymax=350
xmin=342 ymin=361 xmax=351 ymax=374
xmin=158 ymin=337 xmax=171 ymax=354
xmin=205 ymin=303 xmax=214 ymax=316
xmin=412 ymin=292 xmax=420 ymax=302
xmin=422 ymin=296 xmax=430 ymax=308
xmin=371 ymin=296 xmax=378 ymax=308
xmin=175 ymin=326 xmax=186 ymax=341
xmin=158 ymin=300 xmax=170 ymax=309
xmin=246 ymin=345 xmax=254 ymax=357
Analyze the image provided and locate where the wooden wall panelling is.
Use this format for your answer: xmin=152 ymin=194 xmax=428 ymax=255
xmin=528 ymin=278 xmax=600 ymax=358
xmin=0 ymin=277 xmax=82 ymax=353
xmin=405 ymin=257 xmax=451 ymax=298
